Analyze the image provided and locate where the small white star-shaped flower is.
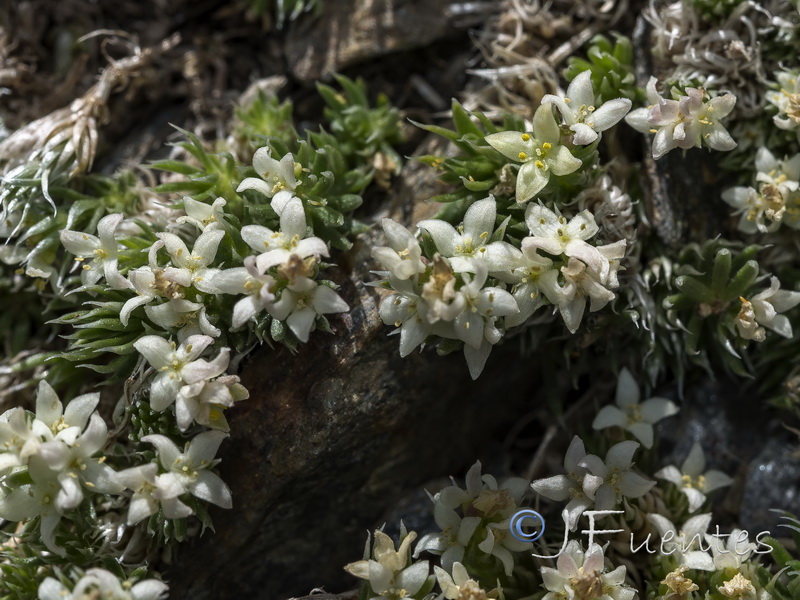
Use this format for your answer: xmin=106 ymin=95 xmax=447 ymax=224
xmin=592 ymin=368 xmax=679 ymax=448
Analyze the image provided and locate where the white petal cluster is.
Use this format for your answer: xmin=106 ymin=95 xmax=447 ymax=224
xmin=374 ymin=213 xmax=518 ymax=379
xmin=141 ymin=431 xmax=233 ymax=510
xmin=38 ymin=568 xmax=168 ymax=600
xmin=540 ymin=540 xmax=636 ymax=600
xmin=592 ymin=368 xmax=678 ymax=448
xmin=134 ymin=335 xmax=248 ymax=432
xmin=120 ymin=232 xmax=222 ymax=341
xmin=434 ymin=562 xmax=500 ymax=600
xmin=417 ymin=197 xmax=520 ymax=274
xmin=722 ymin=148 xmax=800 ymax=233
xmin=216 ymin=186 xmax=348 ymax=341
xmin=649 ymin=513 xmax=714 ymax=571
xmin=60 ymin=213 xmax=132 ymax=289
xmin=625 ymin=77 xmax=736 ymax=159
xmin=541 ymin=70 xmax=632 ymax=146
xmin=580 ymin=441 xmax=655 ymax=510
xmin=766 ymin=70 xmax=800 ymax=138
xmin=735 ymin=277 xmax=800 ymax=342
xmin=485 ymin=103 xmax=583 ymax=204
xmin=344 ymin=530 xmax=431 ymax=600
xmin=655 ymin=442 xmax=733 ymax=512
xmin=521 ymin=203 xmax=626 ymax=333
xmin=374 ymin=198 xmax=626 ymax=376
xmin=532 ymin=438 xmax=654 ymax=531
xmin=0 ymin=382 xmax=122 ymax=555
xmin=177 ymin=196 xmax=228 ymax=231
xmin=415 ymin=461 xmax=530 ymax=576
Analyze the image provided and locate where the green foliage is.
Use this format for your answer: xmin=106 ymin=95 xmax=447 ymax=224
xmin=564 ymin=34 xmax=642 ymax=104
xmin=662 ymin=240 xmax=764 ymax=377
xmin=414 ymin=100 xmax=527 ymax=208
xmin=688 ymin=0 xmax=747 ymax=21
xmin=153 ymin=128 xmax=243 ymax=207
xmin=763 ymin=514 xmax=800 ymax=599
xmin=233 ymin=91 xmax=297 ymax=156
xmin=316 ymin=74 xmax=404 ymax=174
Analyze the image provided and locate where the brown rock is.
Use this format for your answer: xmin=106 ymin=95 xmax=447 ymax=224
xmin=285 ymin=0 xmax=468 ymax=82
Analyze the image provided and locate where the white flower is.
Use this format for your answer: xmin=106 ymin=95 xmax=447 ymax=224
xmin=735 ymin=277 xmax=800 ymax=342
xmin=434 ymin=562 xmax=500 ymax=600
xmin=142 ymin=431 xmax=232 ymax=509
xmin=60 ymin=213 xmax=131 ymax=289
xmin=267 ymin=276 xmax=349 ymax=343
xmin=419 ymin=255 xmax=465 ymax=324
xmin=31 ymin=381 xmax=98 ymax=448
xmin=706 ymin=528 xmax=757 ymax=570
xmin=522 ymin=203 xmax=610 ymax=279
xmin=145 ymin=296 xmax=221 ymax=342
xmin=344 ymin=531 xmax=430 ymax=600
xmin=625 ymin=77 xmax=736 ymax=159
xmin=115 ymin=463 xmax=193 ymax=524
xmin=541 ymin=70 xmax=632 ymax=145
xmin=417 ymin=197 xmax=521 ymax=274
xmin=0 ymin=407 xmax=32 ymax=471
xmin=592 ymin=368 xmax=678 ymax=448
xmin=133 ymin=335 xmax=216 ymax=415
xmin=242 ymin=195 xmax=328 ymax=272
xmin=542 ymin=251 xmax=624 ymax=334
xmin=450 ymin=261 xmax=518 ymax=379
xmin=36 ymin=412 xmax=122 ymax=512
xmin=479 ymin=516 xmax=533 ymax=576
xmin=177 ymin=196 xmax=227 ymax=231
xmin=766 ymin=70 xmax=800 ymax=135
xmin=505 ymin=246 xmax=555 ymax=328
xmin=178 ymin=372 xmax=249 ymax=432
xmin=237 ymin=149 xmax=298 ymax=199
xmin=531 ymin=436 xmax=595 ymax=531
xmin=38 ymin=568 xmax=168 ymax=600
xmin=430 ymin=461 xmax=530 ymax=576
xmin=755 ymin=147 xmax=800 ymax=196
xmin=540 ymin=540 xmax=635 ymax=600
xmin=655 ymin=442 xmax=733 ymax=512
xmin=648 ymin=513 xmax=714 ymax=571
xmin=414 ymin=503 xmax=481 ymax=572
xmin=372 ymin=219 xmax=426 ymax=280
xmin=485 ymin=103 xmax=583 ymax=203
xmin=120 ymin=266 xmax=163 ymax=326
xmin=580 ymin=440 xmax=655 ymax=510
xmin=213 ymin=256 xmax=278 ymax=328
xmin=0 ymin=458 xmax=65 ymax=554
xmin=157 ymin=228 xmax=224 ymax=294
xmin=378 ymin=279 xmax=433 ymax=357
xmin=722 ymin=186 xmax=785 ymax=234
xmin=721 ymin=148 xmax=800 ymax=233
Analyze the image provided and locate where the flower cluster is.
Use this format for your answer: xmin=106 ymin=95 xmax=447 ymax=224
xmin=215 ymin=191 xmax=348 ymax=341
xmin=722 ymin=148 xmax=800 ymax=234
xmin=532 ymin=437 xmax=654 ymax=530
xmin=625 ymin=77 xmax=737 ymax=159
xmin=413 ymin=461 xmax=530 ymax=577
xmin=766 ymin=69 xmax=800 ymax=140
xmin=485 ymin=71 xmax=630 ymax=203
xmin=0 ymin=382 xmax=122 ymax=555
xmin=39 ymin=568 xmax=167 ymax=600
xmin=373 ymin=199 xmax=626 ymax=377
